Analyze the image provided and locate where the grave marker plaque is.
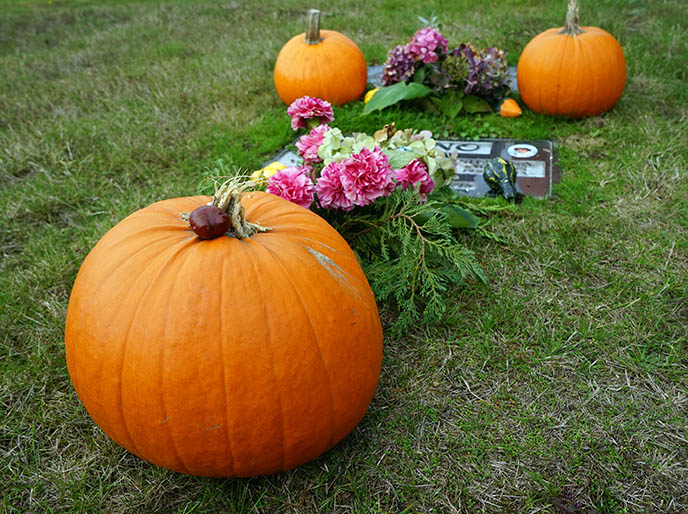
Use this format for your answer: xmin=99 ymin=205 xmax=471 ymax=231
xmin=438 ymin=138 xmax=559 ymax=198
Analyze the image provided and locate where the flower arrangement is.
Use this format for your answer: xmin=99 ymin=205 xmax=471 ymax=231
xmin=253 ymin=96 xmax=458 ymax=211
xmin=364 ymin=25 xmax=511 ymax=117
xmin=246 ymin=96 xmax=488 ymax=332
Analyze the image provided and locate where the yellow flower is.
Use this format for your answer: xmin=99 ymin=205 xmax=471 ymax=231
xmin=251 ymin=161 xmax=287 ymax=184
xmin=364 ymin=88 xmax=379 ymax=104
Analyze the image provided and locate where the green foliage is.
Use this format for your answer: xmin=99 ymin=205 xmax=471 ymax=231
xmin=462 ymin=95 xmax=492 ymax=114
xmin=413 ymin=201 xmax=480 ymax=229
xmin=362 ymin=82 xmax=434 ymax=115
xmin=451 ymin=116 xmax=500 ymax=140
xmin=317 ymin=189 xmax=487 ymax=334
xmin=421 ymin=90 xmax=493 ymax=119
xmin=423 ymin=90 xmax=465 ymax=118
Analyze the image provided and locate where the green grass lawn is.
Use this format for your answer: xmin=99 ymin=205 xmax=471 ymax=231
xmin=1 ymin=0 xmax=686 ymax=512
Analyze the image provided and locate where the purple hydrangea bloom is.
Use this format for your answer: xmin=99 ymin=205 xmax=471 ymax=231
xmin=381 ymin=44 xmax=417 ymax=86
xmin=454 ymin=43 xmax=509 ymax=97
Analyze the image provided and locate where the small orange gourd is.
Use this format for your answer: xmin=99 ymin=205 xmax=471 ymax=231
xmin=274 ymin=9 xmax=367 ymax=106
xmin=65 ymin=186 xmax=383 ymax=477
xmin=517 ymin=0 xmax=626 ymax=117
xmin=498 ymin=98 xmax=522 ymax=118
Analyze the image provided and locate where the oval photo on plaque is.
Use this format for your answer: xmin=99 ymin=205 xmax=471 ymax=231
xmin=507 ymin=144 xmax=537 ymax=158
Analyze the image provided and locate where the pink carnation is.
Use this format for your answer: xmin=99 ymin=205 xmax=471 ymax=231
xmin=315 ymin=161 xmax=354 ymax=211
xmin=266 ymin=167 xmax=315 ymax=208
xmin=407 ymin=27 xmax=448 ymax=64
xmin=300 ymin=163 xmax=315 ymax=180
xmin=295 ymin=124 xmax=330 ymax=164
xmin=394 ymin=159 xmax=435 ymax=200
xmin=287 ymin=96 xmax=334 ymax=131
xmin=339 ymin=147 xmax=395 ymax=207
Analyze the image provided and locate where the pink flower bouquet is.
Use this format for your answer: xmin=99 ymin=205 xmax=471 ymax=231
xmin=267 ymin=96 xmax=455 ymax=212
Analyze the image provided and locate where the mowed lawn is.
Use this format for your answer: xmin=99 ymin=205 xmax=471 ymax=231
xmin=1 ymin=0 xmax=686 ymax=512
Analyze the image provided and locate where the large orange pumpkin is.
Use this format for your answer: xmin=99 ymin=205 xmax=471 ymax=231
xmin=65 ymin=188 xmax=383 ymax=477
xmin=274 ymin=9 xmax=367 ymax=106
xmin=517 ymin=0 xmax=626 ymax=117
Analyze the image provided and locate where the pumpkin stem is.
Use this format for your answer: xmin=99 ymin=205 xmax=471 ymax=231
xmin=211 ymin=178 xmax=270 ymax=239
xmin=305 ymin=9 xmax=322 ymax=45
xmin=561 ymin=0 xmax=584 ymax=36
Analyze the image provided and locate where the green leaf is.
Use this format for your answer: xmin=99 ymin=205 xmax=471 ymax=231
xmin=412 ymin=67 xmax=426 ymax=84
xmin=438 ymin=204 xmax=480 ymax=228
xmin=387 ymin=151 xmax=419 ymax=170
xmin=419 ymin=97 xmax=441 ymax=114
xmin=463 ymin=95 xmax=492 ymax=113
xmin=439 ymin=91 xmax=463 ymax=119
xmin=418 ymin=90 xmax=465 ymax=119
xmin=363 ymin=82 xmax=435 ymax=115
xmin=414 ymin=204 xmax=480 ymax=229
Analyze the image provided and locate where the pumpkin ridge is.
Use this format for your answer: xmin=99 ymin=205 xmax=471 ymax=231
xmin=82 ymin=232 xmax=191 ymax=305
xmin=246 ymin=209 xmax=314 ymax=228
xmin=534 ymin=36 xmax=553 ymax=113
xmin=243 ymin=205 xmax=320 ymax=239
xmin=90 ymin=227 xmax=188 ymax=269
xmin=240 ymin=192 xmax=277 ymax=225
xmin=114 ymin=239 xmax=197 ymax=467
xmin=560 ymin=34 xmax=578 ymax=116
xmin=315 ymin=46 xmax=330 ymax=103
xmin=87 ymin=199 xmax=200 ymax=261
xmin=575 ymin=31 xmax=604 ymax=117
xmin=215 ymin=244 xmax=237 ymax=475
xmin=263 ymin=228 xmax=369 ymax=294
xmin=576 ymin=34 xmax=595 ymax=117
xmin=555 ymin=36 xmax=570 ymax=115
xmin=158 ymin=241 xmax=215 ymax=475
xmin=255 ymin=240 xmax=338 ymax=458
xmin=532 ymin=44 xmax=544 ymax=114
xmin=242 ymin=241 xmax=290 ymax=472
xmin=65 ymin=231 xmax=195 ymax=440
xmin=258 ymin=227 xmax=368 ymax=289
xmin=593 ymin=30 xmax=624 ymax=113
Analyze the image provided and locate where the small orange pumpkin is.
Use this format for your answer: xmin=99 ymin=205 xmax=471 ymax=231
xmin=274 ymin=9 xmax=367 ymax=106
xmin=65 ymin=187 xmax=383 ymax=477
xmin=517 ymin=0 xmax=626 ymax=117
